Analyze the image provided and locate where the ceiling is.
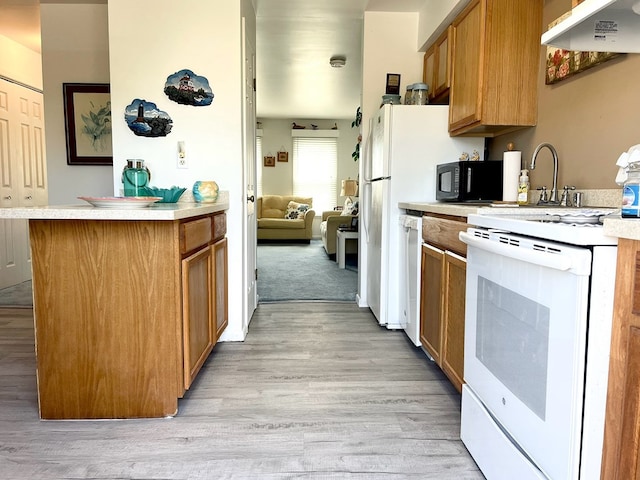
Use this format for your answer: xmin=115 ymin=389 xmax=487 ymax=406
xmin=0 ymin=0 xmax=426 ymax=120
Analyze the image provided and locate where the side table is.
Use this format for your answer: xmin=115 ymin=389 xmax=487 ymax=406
xmin=336 ymin=230 xmax=358 ymax=269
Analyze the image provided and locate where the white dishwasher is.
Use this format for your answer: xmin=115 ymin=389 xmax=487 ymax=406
xmin=399 ymin=213 xmax=422 ymax=346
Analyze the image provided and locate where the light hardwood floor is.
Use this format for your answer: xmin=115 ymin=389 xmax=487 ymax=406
xmin=0 ymin=303 xmax=483 ymax=479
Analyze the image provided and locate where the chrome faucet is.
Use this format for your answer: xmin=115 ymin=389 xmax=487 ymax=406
xmin=530 ymin=143 xmax=559 ymax=204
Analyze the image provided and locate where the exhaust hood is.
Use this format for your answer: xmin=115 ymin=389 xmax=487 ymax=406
xmin=541 ymin=0 xmax=640 ymax=53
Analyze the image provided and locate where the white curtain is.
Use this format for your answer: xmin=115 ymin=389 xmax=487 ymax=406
xmin=292 ymin=136 xmax=337 ymax=214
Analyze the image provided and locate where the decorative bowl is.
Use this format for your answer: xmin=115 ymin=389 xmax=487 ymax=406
xmin=139 ymin=186 xmax=186 ymax=203
xmin=192 ymin=181 xmax=219 ymax=203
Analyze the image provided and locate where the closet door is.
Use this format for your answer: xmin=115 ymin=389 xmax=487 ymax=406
xmin=0 ymin=78 xmax=48 ymax=287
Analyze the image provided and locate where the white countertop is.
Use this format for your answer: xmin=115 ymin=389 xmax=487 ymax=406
xmin=603 ymin=216 xmax=640 ymax=241
xmin=0 ymin=200 xmax=228 ymax=221
xmin=402 ymin=201 xmax=635 ymax=244
xmin=399 ymin=202 xmax=485 ymax=217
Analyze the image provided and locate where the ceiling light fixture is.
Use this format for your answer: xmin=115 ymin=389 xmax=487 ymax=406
xmin=329 ymin=55 xmax=346 ymax=68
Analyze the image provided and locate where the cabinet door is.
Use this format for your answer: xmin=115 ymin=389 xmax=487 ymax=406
xmin=423 ymin=46 xmax=435 ymax=101
xmin=602 ymin=239 xmax=640 ymax=478
xmin=213 ymin=237 xmax=228 ymax=339
xmin=182 ymin=245 xmax=215 ymax=390
xmin=420 ymin=243 xmax=444 ymax=364
xmin=449 ymin=0 xmax=482 ymax=132
xmin=434 ymin=26 xmax=452 ymax=99
xmin=441 ymin=251 xmax=466 ymax=393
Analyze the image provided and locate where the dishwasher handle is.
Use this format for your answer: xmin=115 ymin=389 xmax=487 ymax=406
xmin=459 ymin=231 xmax=573 ymax=272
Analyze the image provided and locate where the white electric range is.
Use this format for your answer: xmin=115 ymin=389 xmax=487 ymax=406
xmin=468 ymin=207 xmax=618 ymax=245
xmin=459 ymin=208 xmax=618 ymax=480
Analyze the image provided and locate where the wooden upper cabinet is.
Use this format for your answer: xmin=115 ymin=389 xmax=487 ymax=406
xmin=434 ymin=26 xmax=452 ymax=100
xmin=448 ymin=0 xmax=543 ymax=137
xmin=423 ymin=46 xmax=435 ymax=99
xmin=423 ymin=26 xmax=451 ymax=104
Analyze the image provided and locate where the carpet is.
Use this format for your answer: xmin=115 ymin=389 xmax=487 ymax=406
xmin=0 ymin=280 xmax=33 ymax=307
xmin=257 ymin=239 xmax=358 ymax=302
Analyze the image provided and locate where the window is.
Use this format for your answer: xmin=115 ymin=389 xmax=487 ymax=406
xmin=256 ymin=135 xmax=262 ymax=198
xmin=292 ymin=135 xmax=337 ymax=214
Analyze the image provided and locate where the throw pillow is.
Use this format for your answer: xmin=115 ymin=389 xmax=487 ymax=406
xmin=341 ymin=199 xmax=359 ymax=216
xmin=285 ymin=201 xmax=310 ymax=219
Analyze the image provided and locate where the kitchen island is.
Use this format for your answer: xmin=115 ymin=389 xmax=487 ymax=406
xmin=0 ymin=196 xmax=229 ymax=419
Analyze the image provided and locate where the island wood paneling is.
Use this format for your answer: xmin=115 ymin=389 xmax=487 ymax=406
xmin=29 ymin=219 xmax=182 ymax=419
xmin=602 ymin=239 xmax=640 ymax=478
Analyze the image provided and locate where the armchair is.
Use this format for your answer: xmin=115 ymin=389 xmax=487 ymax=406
xmin=320 ymin=211 xmax=358 ymax=256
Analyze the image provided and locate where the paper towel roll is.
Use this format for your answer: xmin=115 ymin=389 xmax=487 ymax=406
xmin=502 ymin=150 xmax=521 ymax=202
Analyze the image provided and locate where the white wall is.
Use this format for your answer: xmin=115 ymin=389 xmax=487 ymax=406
xmin=417 ymin=0 xmax=470 ymax=51
xmin=361 ymin=12 xmax=423 ymax=143
xmin=0 ymin=34 xmax=42 ymax=89
xmin=107 ymin=0 xmax=249 ymax=341
xmin=258 ymin=118 xmax=359 ymax=204
xmin=40 ymin=4 xmax=113 ymax=205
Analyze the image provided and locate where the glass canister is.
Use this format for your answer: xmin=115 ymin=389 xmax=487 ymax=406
xmin=404 ymin=84 xmax=414 ymax=105
xmin=622 ymin=162 xmax=640 ymax=217
xmin=412 ymin=83 xmax=429 ymax=105
xmin=122 ymin=159 xmax=150 ymax=197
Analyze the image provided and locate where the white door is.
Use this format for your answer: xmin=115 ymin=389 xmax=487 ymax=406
xmin=0 ymin=78 xmax=47 ymax=288
xmin=242 ymin=17 xmax=257 ymax=329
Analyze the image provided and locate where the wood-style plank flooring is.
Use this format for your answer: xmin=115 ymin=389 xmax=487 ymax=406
xmin=0 ymin=303 xmax=483 ymax=479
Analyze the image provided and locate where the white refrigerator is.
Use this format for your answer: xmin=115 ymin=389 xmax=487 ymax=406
xmin=363 ymin=104 xmax=484 ymax=329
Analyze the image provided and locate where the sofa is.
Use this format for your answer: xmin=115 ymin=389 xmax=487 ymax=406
xmin=257 ymin=195 xmax=315 ymax=242
xmin=320 ymin=210 xmax=358 ymax=256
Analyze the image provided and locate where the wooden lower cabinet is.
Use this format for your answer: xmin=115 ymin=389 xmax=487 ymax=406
xmin=420 ymin=243 xmax=444 ymax=365
xmin=601 ymin=238 xmax=640 ymax=478
xmin=30 ymin=211 xmax=228 ymax=419
xmin=182 ymin=245 xmax=215 ymax=390
xmin=420 ymin=215 xmax=467 ymax=393
xmin=440 ymin=251 xmax=466 ymax=392
xmin=213 ymin=237 xmax=228 ymax=339
xmin=181 ymin=218 xmax=228 ymax=390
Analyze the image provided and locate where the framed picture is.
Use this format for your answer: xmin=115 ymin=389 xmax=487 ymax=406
xmin=264 ymin=155 xmax=275 ymax=167
xmin=63 ymin=83 xmax=112 ymax=165
xmin=385 ymin=73 xmax=401 ymax=95
xmin=277 ymin=151 xmax=288 ymax=162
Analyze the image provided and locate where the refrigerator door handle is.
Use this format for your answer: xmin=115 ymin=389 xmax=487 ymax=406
xmin=365 ymin=176 xmax=391 ymax=183
xmin=362 ymin=180 xmax=370 ymax=242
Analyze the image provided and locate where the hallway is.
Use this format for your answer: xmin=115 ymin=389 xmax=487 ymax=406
xmin=0 ymin=303 xmax=482 ymax=479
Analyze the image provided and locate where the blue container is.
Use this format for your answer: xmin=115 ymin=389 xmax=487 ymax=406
xmin=122 ymin=159 xmax=150 ymax=197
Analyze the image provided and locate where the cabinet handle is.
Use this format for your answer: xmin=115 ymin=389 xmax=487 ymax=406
xmin=25 ymin=195 xmax=32 ymax=200
xmin=247 ymin=195 xmax=255 ymax=202
xmin=3 ymin=196 xmax=11 ymax=200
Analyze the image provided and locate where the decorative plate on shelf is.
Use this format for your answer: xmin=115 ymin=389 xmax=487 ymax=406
xmin=78 ymin=196 xmax=162 ymax=209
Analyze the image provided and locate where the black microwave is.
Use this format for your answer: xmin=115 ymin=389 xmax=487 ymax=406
xmin=436 ymin=160 xmax=503 ymax=202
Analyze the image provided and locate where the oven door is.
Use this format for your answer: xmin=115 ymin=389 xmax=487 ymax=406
xmin=460 ymin=228 xmax=592 ymax=480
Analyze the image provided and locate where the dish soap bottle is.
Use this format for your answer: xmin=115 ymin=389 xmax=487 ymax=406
xmin=517 ymin=169 xmax=529 ymax=205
